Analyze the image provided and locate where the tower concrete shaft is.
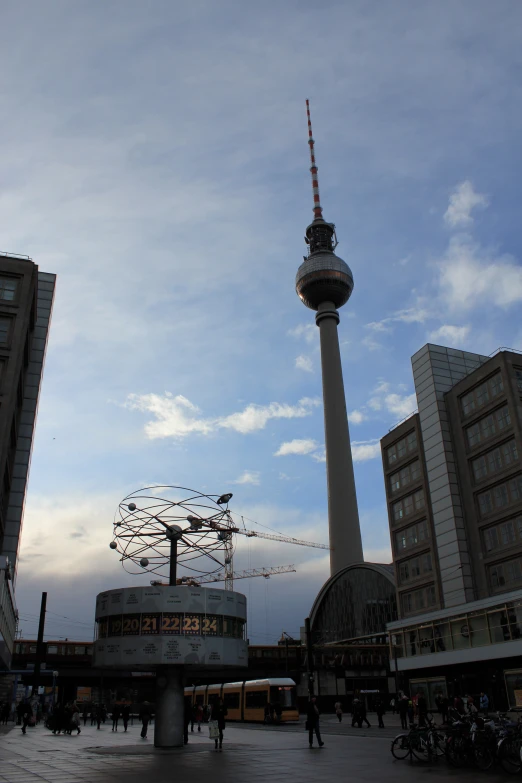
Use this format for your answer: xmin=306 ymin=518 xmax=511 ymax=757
xmin=316 ymin=302 xmax=363 ymax=574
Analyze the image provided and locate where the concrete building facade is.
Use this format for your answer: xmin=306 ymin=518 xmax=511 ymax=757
xmin=381 ymin=343 xmax=522 ymax=709
xmin=0 ymin=253 xmax=55 ymax=675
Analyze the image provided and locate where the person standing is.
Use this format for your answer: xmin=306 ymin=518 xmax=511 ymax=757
xmin=211 ymin=697 xmax=228 ymax=751
xmin=71 ymin=704 xmax=81 ymax=736
xmin=417 ymin=694 xmax=428 ymax=727
xmin=1 ymin=701 xmax=10 ymax=725
xmin=398 ymin=696 xmax=409 ymax=731
xmin=112 ymin=705 xmax=121 ymax=732
xmin=454 ymin=695 xmax=465 ymax=715
xmin=20 ymin=700 xmax=33 ymax=735
xmin=334 ymin=701 xmax=343 ymax=722
xmin=479 ymin=692 xmax=489 ymax=713
xmin=122 ymin=704 xmax=131 ymax=732
xmin=306 ymin=696 xmax=324 ymax=748
xmin=82 ymin=706 xmax=88 ymax=726
xmin=375 ymin=697 xmax=385 ymax=729
xmin=52 ymin=702 xmax=64 ymax=735
xmin=389 ymin=697 xmax=396 ymax=715
xmin=139 ymin=701 xmax=152 ymax=739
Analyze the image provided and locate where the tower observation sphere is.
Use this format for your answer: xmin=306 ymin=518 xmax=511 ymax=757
xmin=295 ymin=226 xmax=354 ymax=311
xmin=296 ymin=100 xmax=363 ymax=576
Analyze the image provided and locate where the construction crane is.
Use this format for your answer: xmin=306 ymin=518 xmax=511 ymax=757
xmin=200 ymin=564 xmax=296 ymax=584
xmin=236 ymin=528 xmax=329 ymax=550
xmin=150 ymin=564 xmax=296 ymax=588
xmin=186 ymin=510 xmax=329 ymax=590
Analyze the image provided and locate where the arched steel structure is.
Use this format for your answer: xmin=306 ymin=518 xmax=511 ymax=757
xmin=309 ymin=562 xmax=397 ymax=644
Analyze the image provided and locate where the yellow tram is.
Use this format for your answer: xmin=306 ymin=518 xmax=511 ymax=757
xmin=185 ymin=677 xmax=299 ymax=723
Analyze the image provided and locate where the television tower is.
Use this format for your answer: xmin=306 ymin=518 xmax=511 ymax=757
xmin=295 ymin=100 xmax=363 ymax=575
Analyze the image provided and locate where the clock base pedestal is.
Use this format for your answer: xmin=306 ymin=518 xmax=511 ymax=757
xmin=154 ymin=665 xmax=185 ymax=748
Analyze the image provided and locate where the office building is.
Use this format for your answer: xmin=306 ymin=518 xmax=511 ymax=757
xmin=381 ymin=344 xmax=522 ymax=708
xmin=0 ymin=253 xmax=55 ymax=677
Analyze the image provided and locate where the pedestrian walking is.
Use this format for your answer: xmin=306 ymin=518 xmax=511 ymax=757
xmin=389 ymin=697 xmax=396 ymax=715
xmin=139 ymin=701 xmax=152 ymax=739
xmin=375 ymin=697 xmax=385 ymax=729
xmin=479 ymin=692 xmax=489 ymax=713
xmin=122 ymin=704 xmax=131 ymax=732
xmin=334 ymin=700 xmax=343 ymax=723
xmin=82 ymin=706 xmax=88 ymax=726
xmin=359 ymin=700 xmax=371 ymax=728
xmin=306 ymin=696 xmax=324 ymax=748
xmin=351 ymin=698 xmax=361 ymax=727
xmin=112 ymin=705 xmax=121 ymax=731
xmin=90 ymin=706 xmax=97 ymax=726
xmin=398 ymin=695 xmax=408 ymax=730
xmin=20 ymin=700 xmax=33 ymax=735
xmin=211 ymin=697 xmax=228 ymax=750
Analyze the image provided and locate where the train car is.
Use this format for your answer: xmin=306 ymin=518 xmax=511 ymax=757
xmin=244 ymin=678 xmax=298 ymax=722
xmin=185 ymin=678 xmax=298 ymax=723
xmin=222 ymin=681 xmax=242 ymax=721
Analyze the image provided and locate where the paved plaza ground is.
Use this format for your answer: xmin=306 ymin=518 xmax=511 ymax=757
xmin=0 ymin=714 xmax=512 ymax=783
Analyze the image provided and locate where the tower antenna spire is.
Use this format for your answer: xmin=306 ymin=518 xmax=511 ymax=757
xmin=306 ymin=99 xmax=323 ymax=221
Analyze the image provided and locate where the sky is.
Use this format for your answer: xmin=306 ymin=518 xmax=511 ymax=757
xmin=2 ymin=0 xmax=522 ymax=644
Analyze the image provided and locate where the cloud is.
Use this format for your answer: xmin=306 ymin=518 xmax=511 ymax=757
xmin=274 ymin=439 xmax=318 ymax=457
xmin=366 ymin=307 xmax=429 ymax=333
xmin=384 ymin=392 xmax=417 ymax=419
xmin=429 ymin=323 xmax=471 ymax=346
xmin=352 ymin=439 xmax=382 ymax=462
xmin=275 ymin=437 xmax=381 ymax=464
xmin=348 ymin=409 xmax=366 ymax=424
xmin=231 ymin=470 xmax=261 ymax=486
xmin=295 ymin=354 xmax=313 ymax=373
xmin=288 ymin=324 xmax=316 ymax=344
xmin=438 ymin=235 xmax=522 ymax=310
xmin=444 ymin=180 xmax=488 ymax=228
xmin=124 ymin=393 xmax=321 ymax=439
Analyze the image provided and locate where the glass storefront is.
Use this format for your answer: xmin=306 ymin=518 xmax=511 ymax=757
xmin=391 ymin=598 xmax=522 ymax=659
xmin=505 ymin=669 xmax=522 ymax=709
xmin=410 ymin=677 xmax=448 ymax=709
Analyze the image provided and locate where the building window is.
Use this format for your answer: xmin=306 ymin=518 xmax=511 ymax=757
xmin=514 ymin=369 xmax=522 ymax=392
xmin=398 ymin=552 xmax=433 ymax=585
xmin=472 ymin=439 xmax=519 ymax=481
xmin=0 ymin=317 xmax=12 ymax=345
xmin=489 ymin=557 xmax=522 ymax=591
xmin=0 ymin=277 xmax=18 ymax=301
xmin=478 ymin=475 xmax=522 ymax=518
xmin=387 ymin=430 xmax=417 ymax=466
xmin=401 ymin=584 xmax=437 ymax=616
xmin=466 ymin=405 xmax=512 ymax=449
xmin=392 ymin=489 xmax=425 ymax=522
xmin=47 ymin=645 xmax=58 ymax=654
xmin=395 ymin=520 xmax=429 ymax=552
xmin=460 ymin=372 xmax=504 ymax=417
xmin=390 ymin=460 xmax=421 ymax=495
